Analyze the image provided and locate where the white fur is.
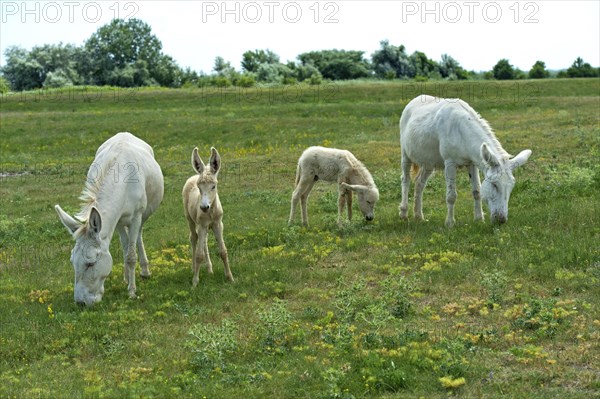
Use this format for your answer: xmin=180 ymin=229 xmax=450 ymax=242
xmin=183 ymin=147 xmax=234 ymax=287
xmin=55 ymin=132 xmax=164 ymax=305
xmin=399 ymin=95 xmax=531 ymax=227
xmin=289 ymin=146 xmax=380 ymax=226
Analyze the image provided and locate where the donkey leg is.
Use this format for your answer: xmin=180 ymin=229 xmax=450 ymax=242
xmin=187 ymin=218 xmax=198 ymax=274
xmin=213 ymin=220 xmax=234 ymax=282
xmin=204 ymin=232 xmax=213 ymax=274
xmin=399 ymin=154 xmax=411 ymax=220
xmin=289 ymin=183 xmax=301 ymax=225
xmin=137 ymin=226 xmax=151 ymax=278
xmin=469 ymin=165 xmax=484 ymax=221
xmin=414 ymin=167 xmax=433 ymax=221
xmin=117 ymin=225 xmax=129 ymax=284
xmin=125 ymin=217 xmax=142 ymax=298
xmin=347 ymin=190 xmax=353 ymax=221
xmin=444 ymin=161 xmax=458 ymax=228
xmin=337 ymin=188 xmax=346 ymax=224
xmin=193 ymin=227 xmax=207 ymax=288
xmin=299 ymin=178 xmax=316 ymax=227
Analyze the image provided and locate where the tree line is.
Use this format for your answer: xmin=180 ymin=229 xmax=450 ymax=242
xmin=1 ymin=19 xmax=598 ymax=92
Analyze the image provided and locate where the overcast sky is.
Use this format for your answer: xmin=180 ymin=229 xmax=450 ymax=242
xmin=1 ymin=1 xmax=599 ymax=73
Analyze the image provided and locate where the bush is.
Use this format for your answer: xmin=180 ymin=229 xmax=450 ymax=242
xmin=236 ymin=73 xmax=256 ymax=87
xmin=43 ymin=70 xmax=74 ymax=88
xmin=0 ymin=76 xmax=10 ymax=93
xmin=256 ymin=63 xmax=293 ymax=84
xmin=213 ymin=76 xmax=232 ymax=87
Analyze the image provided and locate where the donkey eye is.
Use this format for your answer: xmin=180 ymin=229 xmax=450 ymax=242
xmin=212 ymin=185 xmax=216 ymax=190
xmin=85 ymin=262 xmax=95 ymax=268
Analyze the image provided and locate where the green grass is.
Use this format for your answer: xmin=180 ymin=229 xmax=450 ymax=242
xmin=1 ymin=78 xmax=599 ymax=398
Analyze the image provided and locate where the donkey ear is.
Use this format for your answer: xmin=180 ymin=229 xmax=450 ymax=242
xmin=55 ymin=204 xmax=81 ymax=236
xmin=191 ymin=147 xmax=205 ymax=174
xmin=341 ymin=182 xmax=368 ymax=193
xmin=209 ymin=147 xmax=221 ymax=175
xmin=88 ymin=207 xmax=102 ymax=238
xmin=481 ymin=143 xmax=500 ymax=168
xmin=510 ymin=149 xmax=532 ymax=170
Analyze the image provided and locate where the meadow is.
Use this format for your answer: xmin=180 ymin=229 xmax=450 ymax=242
xmin=0 ymin=78 xmax=599 ymax=398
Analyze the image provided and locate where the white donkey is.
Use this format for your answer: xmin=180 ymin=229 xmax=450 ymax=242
xmin=183 ymin=147 xmax=234 ymax=287
xmin=289 ymin=146 xmax=379 ymax=226
xmin=55 ymin=132 xmax=164 ymax=305
xmin=399 ymin=95 xmax=532 ymax=227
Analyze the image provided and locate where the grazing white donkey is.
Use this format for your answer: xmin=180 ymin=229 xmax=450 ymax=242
xmin=289 ymin=146 xmax=379 ymax=226
xmin=399 ymin=95 xmax=532 ymax=227
xmin=55 ymin=132 xmax=164 ymax=305
xmin=183 ymin=147 xmax=234 ymax=286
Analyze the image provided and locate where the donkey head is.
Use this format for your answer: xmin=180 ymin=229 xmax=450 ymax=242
xmin=341 ymin=182 xmax=380 ymax=221
xmin=480 ymin=143 xmax=531 ymax=224
xmin=55 ymin=205 xmax=112 ymax=306
xmin=192 ymin=147 xmax=221 ymax=213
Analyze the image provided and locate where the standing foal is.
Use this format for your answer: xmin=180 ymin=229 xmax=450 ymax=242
xmin=183 ymin=147 xmax=234 ymax=286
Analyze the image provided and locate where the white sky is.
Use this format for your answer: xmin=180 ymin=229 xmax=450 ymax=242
xmin=1 ymin=0 xmax=599 ymax=73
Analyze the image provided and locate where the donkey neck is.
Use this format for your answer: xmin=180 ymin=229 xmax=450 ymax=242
xmin=78 ymin=178 xmax=130 ymax=243
xmin=347 ymin=168 xmax=374 ymax=188
xmin=466 ymin=121 xmax=510 ymax=170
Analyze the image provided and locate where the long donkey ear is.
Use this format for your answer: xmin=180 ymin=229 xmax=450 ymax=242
xmin=192 ymin=147 xmax=205 ymax=174
xmin=510 ymin=149 xmax=532 ymax=170
xmin=55 ymin=204 xmax=81 ymax=236
xmin=341 ymin=182 xmax=368 ymax=193
xmin=209 ymin=147 xmax=221 ymax=176
xmin=480 ymin=143 xmax=500 ymax=168
xmin=88 ymin=207 xmax=102 ymax=238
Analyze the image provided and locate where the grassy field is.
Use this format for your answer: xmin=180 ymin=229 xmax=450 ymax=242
xmin=1 ymin=78 xmax=599 ymax=399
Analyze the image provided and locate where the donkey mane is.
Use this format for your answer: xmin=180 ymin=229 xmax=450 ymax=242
xmin=347 ymin=155 xmax=376 ymax=187
xmin=457 ymin=100 xmax=511 ymax=159
xmin=75 ymin=155 xmax=118 ymax=222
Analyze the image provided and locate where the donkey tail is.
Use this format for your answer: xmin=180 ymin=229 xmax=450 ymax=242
xmin=294 ymin=162 xmax=301 ymax=186
xmin=410 ymin=163 xmax=420 ymax=182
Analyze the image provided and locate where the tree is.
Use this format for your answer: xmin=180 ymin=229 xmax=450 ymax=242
xmin=288 ymin=62 xmax=322 ymax=84
xmin=492 ymin=59 xmax=516 ymax=80
xmin=370 ymin=40 xmax=414 ymax=79
xmin=409 ymin=51 xmax=441 ymax=80
xmin=212 ymin=57 xmax=238 ymax=86
xmin=83 ymin=18 xmax=181 ymax=86
xmin=439 ymin=54 xmax=468 ymax=80
xmin=298 ymin=50 xmax=370 ymax=80
xmin=529 ymin=61 xmax=549 ymax=79
xmin=566 ymin=57 xmax=598 ymax=78
xmin=1 ymin=44 xmax=81 ymax=90
xmin=1 ymin=46 xmax=43 ymax=90
xmin=241 ymin=49 xmax=280 ymax=73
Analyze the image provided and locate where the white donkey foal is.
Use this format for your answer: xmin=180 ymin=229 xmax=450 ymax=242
xmin=289 ymin=146 xmax=379 ymax=226
xmin=183 ymin=147 xmax=234 ymax=287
